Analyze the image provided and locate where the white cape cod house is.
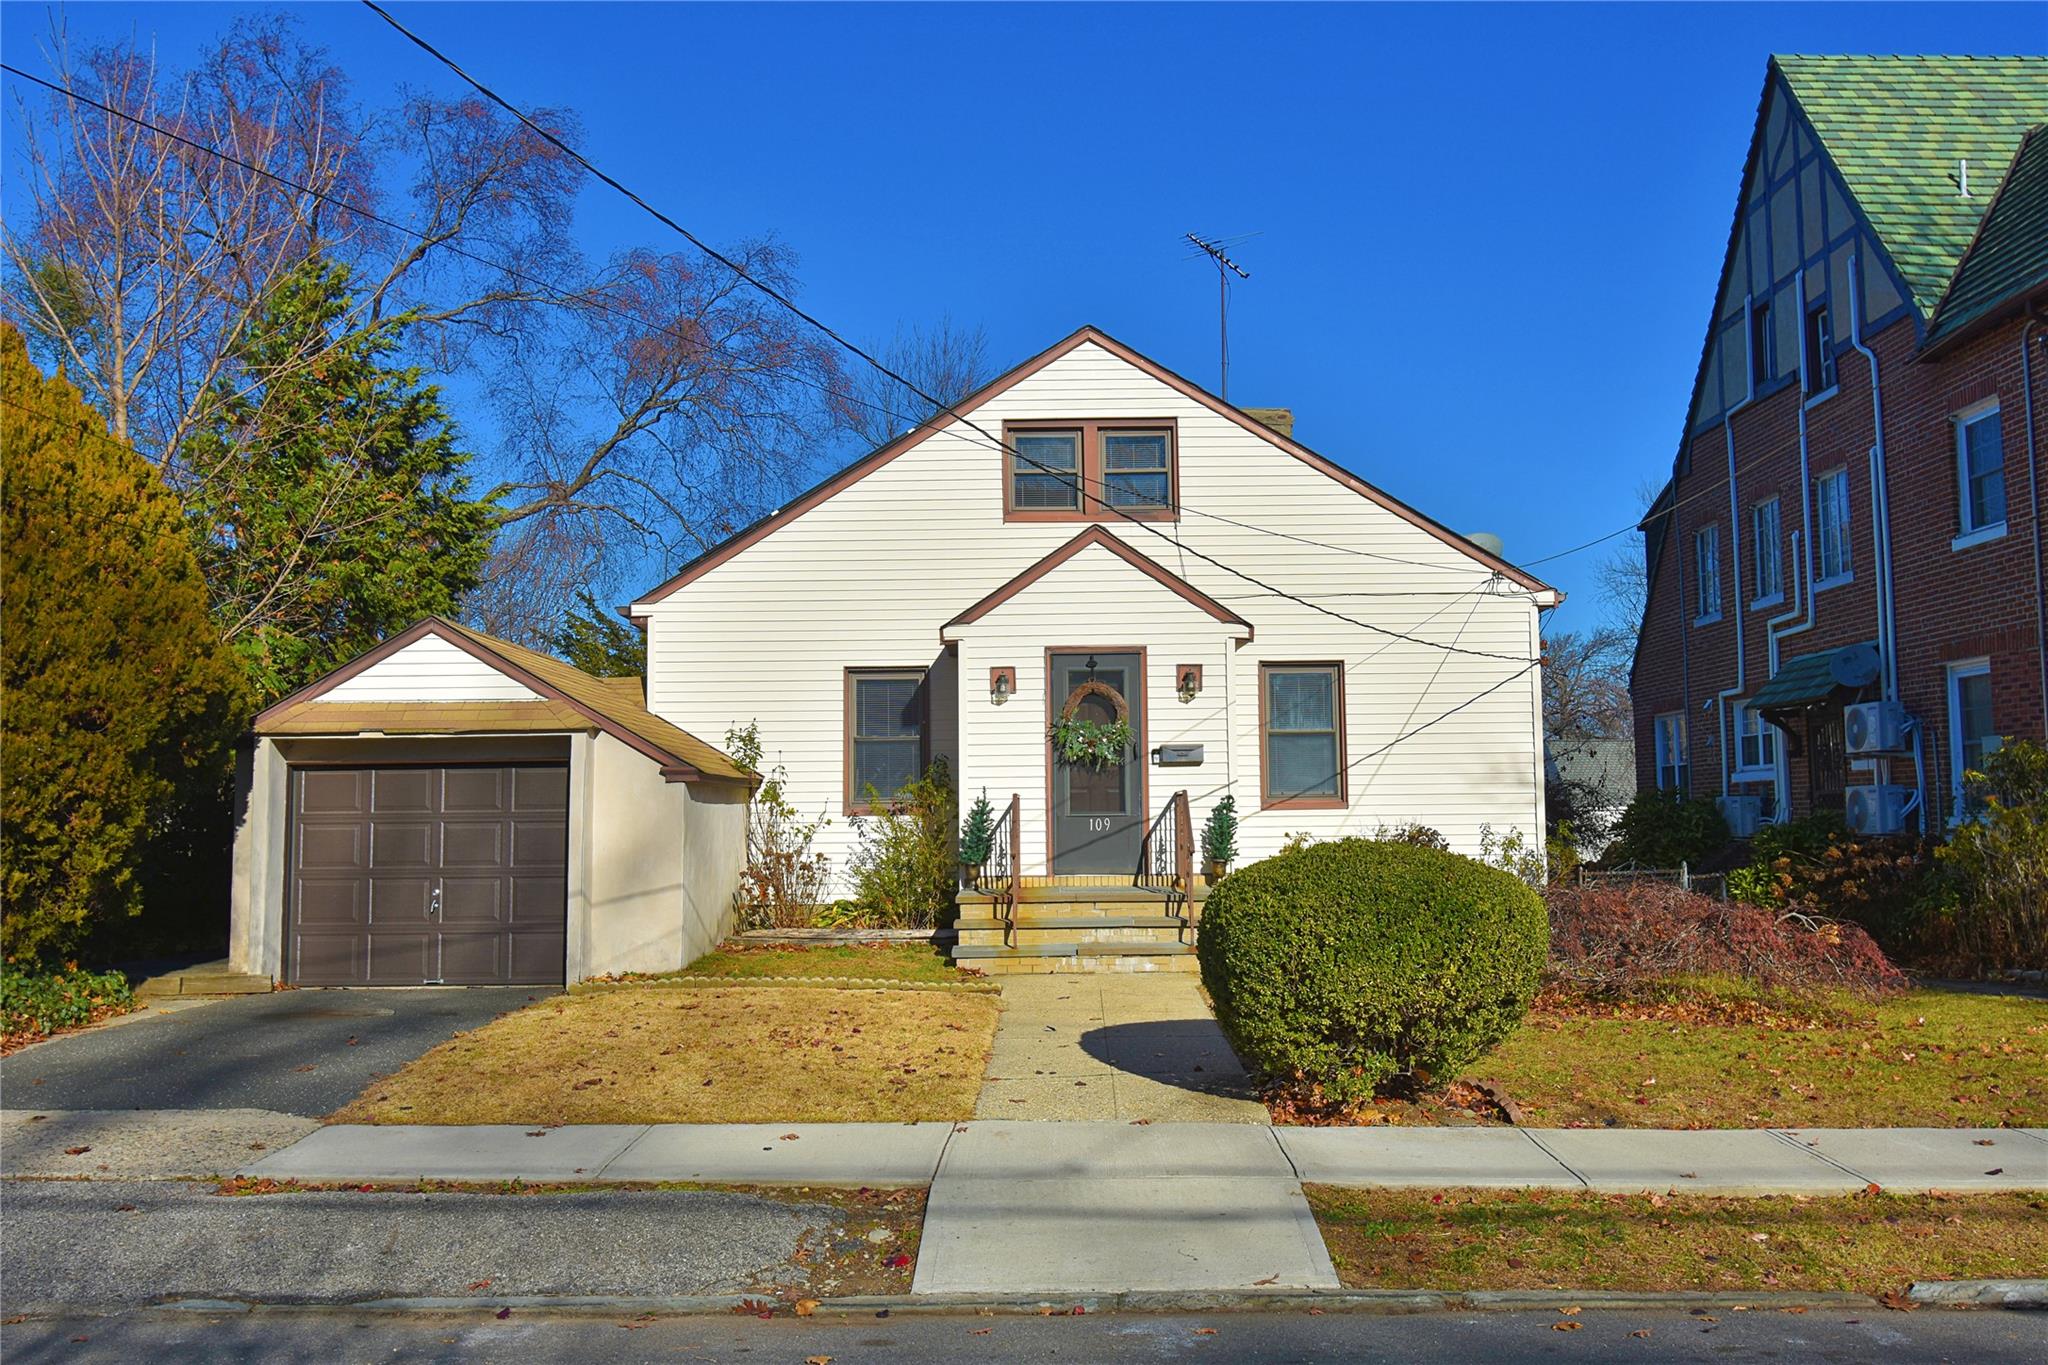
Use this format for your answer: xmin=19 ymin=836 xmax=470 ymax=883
xmin=229 ymin=326 xmax=1556 ymax=986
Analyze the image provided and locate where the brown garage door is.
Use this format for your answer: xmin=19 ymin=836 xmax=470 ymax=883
xmin=288 ymin=764 xmax=568 ymax=985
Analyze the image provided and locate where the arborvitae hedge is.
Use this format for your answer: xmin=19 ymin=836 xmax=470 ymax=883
xmin=1198 ymin=837 xmax=1547 ymax=1102
xmin=1 ymin=325 xmax=248 ymax=964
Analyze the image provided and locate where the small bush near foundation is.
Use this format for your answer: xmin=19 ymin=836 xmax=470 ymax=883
xmin=1605 ymin=792 xmax=1729 ymax=870
xmin=1198 ymin=838 xmax=1547 ymax=1102
xmin=1544 ymin=881 xmax=1905 ymax=997
xmin=847 ymin=760 xmax=957 ymax=929
xmin=1 ymin=965 xmax=134 ymax=1043
xmin=1938 ymin=739 xmax=2048 ymax=970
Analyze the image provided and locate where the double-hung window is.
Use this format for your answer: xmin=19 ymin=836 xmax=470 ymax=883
xmin=1261 ymin=663 xmax=1345 ymax=807
xmin=1752 ymin=497 xmax=1782 ymax=604
xmin=1947 ymin=660 xmax=1997 ymax=818
xmin=1955 ymin=403 xmax=2006 ymax=541
xmin=1735 ymin=702 xmax=1777 ymax=774
xmin=1009 ymin=430 xmax=1083 ymax=512
xmin=1815 ymin=468 xmax=1852 ymax=584
xmin=846 ymin=669 xmax=925 ymax=811
xmin=1653 ymin=713 xmax=1689 ymax=793
xmin=1004 ymin=421 xmax=1178 ymax=520
xmin=1694 ymin=524 xmax=1721 ymax=621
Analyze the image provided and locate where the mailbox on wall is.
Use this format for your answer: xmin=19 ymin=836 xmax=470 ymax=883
xmin=1153 ymin=744 xmax=1205 ymax=767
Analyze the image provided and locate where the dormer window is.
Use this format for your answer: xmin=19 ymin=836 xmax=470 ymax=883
xmin=1004 ymin=420 xmax=1178 ymax=522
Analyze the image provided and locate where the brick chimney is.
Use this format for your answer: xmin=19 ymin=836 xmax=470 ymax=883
xmin=1241 ymin=407 xmax=1293 ymax=439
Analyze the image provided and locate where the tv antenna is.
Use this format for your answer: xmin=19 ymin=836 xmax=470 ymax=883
xmin=1184 ymin=231 xmax=1255 ymax=400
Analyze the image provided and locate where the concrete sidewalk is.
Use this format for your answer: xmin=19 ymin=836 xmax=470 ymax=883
xmin=241 ymin=1120 xmax=2048 ymax=1195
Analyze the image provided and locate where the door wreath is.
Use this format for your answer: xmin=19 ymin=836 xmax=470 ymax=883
xmin=1050 ymin=679 xmax=1133 ymax=770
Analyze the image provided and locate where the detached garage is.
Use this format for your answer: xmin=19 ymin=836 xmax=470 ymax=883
xmin=229 ymin=618 xmax=753 ymax=987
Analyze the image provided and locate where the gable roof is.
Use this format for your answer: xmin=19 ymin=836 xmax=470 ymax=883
xmin=1775 ymin=55 xmax=2048 ymax=315
xmin=1923 ymin=122 xmax=2048 ymax=354
xmin=940 ymin=525 xmax=1254 ymax=641
xmin=252 ymin=617 xmax=753 ymax=785
xmin=627 ymin=326 xmax=1556 ymax=611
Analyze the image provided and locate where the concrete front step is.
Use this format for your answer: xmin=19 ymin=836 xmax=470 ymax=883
xmin=958 ymin=924 xmax=1189 ymax=950
xmin=131 ymin=962 xmax=273 ymax=1000
xmin=953 ymin=941 xmax=1200 ymax=975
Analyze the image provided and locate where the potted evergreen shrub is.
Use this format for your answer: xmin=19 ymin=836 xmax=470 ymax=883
xmin=959 ymin=789 xmax=996 ymax=887
xmin=1201 ymin=796 xmax=1238 ymax=883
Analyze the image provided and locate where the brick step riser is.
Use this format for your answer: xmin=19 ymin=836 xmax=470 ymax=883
xmin=957 ymin=926 xmax=1190 ymax=949
xmin=965 ymin=954 xmax=1202 ymax=976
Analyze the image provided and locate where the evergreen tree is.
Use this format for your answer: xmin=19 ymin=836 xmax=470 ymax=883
xmin=552 ymin=589 xmax=647 ymax=678
xmin=185 ymin=257 xmax=496 ymax=701
xmin=1 ymin=324 xmax=249 ymax=963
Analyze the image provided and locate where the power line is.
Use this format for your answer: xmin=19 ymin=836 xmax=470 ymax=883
xmin=2 ymin=44 xmax=1530 ymax=661
xmin=352 ymin=1 xmax=1540 ymax=664
xmin=0 ymin=61 xmax=1497 ymax=594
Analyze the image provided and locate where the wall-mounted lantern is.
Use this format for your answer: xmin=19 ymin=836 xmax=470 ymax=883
xmin=990 ymin=666 xmax=1016 ymax=705
xmin=1177 ymin=664 xmax=1203 ymax=703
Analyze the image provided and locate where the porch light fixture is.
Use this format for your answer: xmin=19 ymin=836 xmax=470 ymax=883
xmin=990 ymin=666 xmax=1015 ymax=705
xmin=1177 ymin=664 xmax=1203 ymax=703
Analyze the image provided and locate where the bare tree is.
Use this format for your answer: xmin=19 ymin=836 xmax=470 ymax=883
xmin=4 ymin=16 xmax=846 ymax=644
xmin=1595 ymin=478 xmax=1664 ymax=644
xmin=1543 ymin=626 xmax=1635 ymax=747
xmin=833 ymin=316 xmax=992 ymax=450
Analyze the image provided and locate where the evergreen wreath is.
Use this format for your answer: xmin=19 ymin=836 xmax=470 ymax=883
xmin=1051 ymin=679 xmax=1133 ymax=770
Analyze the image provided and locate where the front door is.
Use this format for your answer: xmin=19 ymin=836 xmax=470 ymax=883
xmin=1049 ymin=651 xmax=1144 ymax=874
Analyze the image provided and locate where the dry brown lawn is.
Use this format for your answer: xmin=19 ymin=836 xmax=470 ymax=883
xmin=1308 ymin=1187 xmax=2048 ymax=1293
xmin=332 ymin=985 xmax=999 ymax=1124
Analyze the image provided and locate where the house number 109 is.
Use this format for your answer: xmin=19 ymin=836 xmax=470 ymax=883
xmin=1088 ymin=818 xmax=1112 ymax=831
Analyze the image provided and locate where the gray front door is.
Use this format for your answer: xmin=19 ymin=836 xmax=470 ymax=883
xmin=287 ymin=763 xmax=569 ymax=986
xmin=1049 ymin=652 xmax=1144 ymax=874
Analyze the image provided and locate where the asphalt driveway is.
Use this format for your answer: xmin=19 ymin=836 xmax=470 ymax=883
xmin=0 ymin=988 xmax=546 ymax=1117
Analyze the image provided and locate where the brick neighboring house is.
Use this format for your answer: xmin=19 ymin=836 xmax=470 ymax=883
xmin=1630 ymin=55 xmax=2047 ymax=835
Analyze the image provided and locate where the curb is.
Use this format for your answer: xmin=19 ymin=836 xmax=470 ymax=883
xmin=16 ymin=1282 xmax=2037 ymax=1320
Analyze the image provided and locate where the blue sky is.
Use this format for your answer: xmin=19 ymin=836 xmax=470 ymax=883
xmin=4 ymin=2 xmax=2038 ymax=629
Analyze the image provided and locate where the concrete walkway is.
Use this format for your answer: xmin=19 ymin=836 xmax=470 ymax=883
xmin=218 ymin=1120 xmax=2048 ymax=1296
xmin=975 ymin=975 xmax=1267 ymax=1122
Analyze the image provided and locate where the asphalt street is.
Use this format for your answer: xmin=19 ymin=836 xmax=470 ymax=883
xmin=3 ymin=1305 xmax=2039 ymax=1363
xmin=0 ymin=1179 xmax=836 ymax=1309
xmin=0 ymin=988 xmax=543 ymax=1115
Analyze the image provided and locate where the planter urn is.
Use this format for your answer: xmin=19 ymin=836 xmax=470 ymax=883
xmin=1205 ymin=859 xmax=1228 ymax=883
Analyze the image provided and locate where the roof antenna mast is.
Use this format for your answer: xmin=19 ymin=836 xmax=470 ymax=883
xmin=1185 ymin=232 xmax=1252 ymax=400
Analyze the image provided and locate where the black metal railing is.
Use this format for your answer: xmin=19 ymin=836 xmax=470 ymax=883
xmin=1138 ymin=790 xmax=1194 ymax=935
xmin=987 ymin=793 xmax=1021 ymax=946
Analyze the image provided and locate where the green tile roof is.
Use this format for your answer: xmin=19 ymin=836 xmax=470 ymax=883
xmin=1925 ymin=124 xmax=2048 ymax=348
xmin=1774 ymin=55 xmax=2048 ymax=315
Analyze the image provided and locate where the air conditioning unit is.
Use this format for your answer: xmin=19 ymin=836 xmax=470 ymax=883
xmin=1845 ymin=700 xmax=1911 ymax=755
xmin=1845 ymin=784 xmax=1915 ymax=835
xmin=1718 ymin=794 xmax=1763 ymax=837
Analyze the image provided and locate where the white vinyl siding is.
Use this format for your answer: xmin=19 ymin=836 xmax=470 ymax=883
xmin=1815 ymin=467 xmax=1852 ymax=584
xmin=635 ymin=340 xmax=1548 ymax=889
xmin=1752 ymin=497 xmax=1782 ymax=603
xmin=322 ymin=635 xmax=542 ymax=702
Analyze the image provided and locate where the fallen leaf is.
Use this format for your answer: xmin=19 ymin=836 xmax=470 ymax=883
xmin=1194 ymin=1326 xmax=1218 ymax=1335
xmin=1864 ymin=1182 xmax=1883 ymax=1195
xmin=1974 ymin=1139 xmax=1996 ymax=1146
xmin=114 ymin=1203 xmax=137 ymax=1212
xmin=1630 ymin=1328 xmax=1652 ymax=1338
xmin=1559 ymin=1305 xmax=1580 ymax=1316
xmin=1254 ymin=1274 xmax=1279 ymax=1285
xmin=1551 ymin=1320 xmax=1582 ymax=1331
xmin=468 ymin=1280 xmax=492 ymax=1292
xmin=781 ymin=1133 xmax=801 ymax=1141
xmin=805 ymin=1357 xmax=834 ymax=1365
xmin=794 ymin=1298 xmax=818 ymax=1317
xmin=1879 ymin=1289 xmax=1918 ymax=1312
xmin=970 ymin=1327 xmax=991 ymax=1335
xmin=1780 ymin=1306 xmax=1809 ymax=1315
xmin=63 ymin=1146 xmax=90 ymax=1156
xmin=887 ymin=1253 xmax=910 ymax=1268
xmin=494 ymin=1308 xmax=511 ymax=1320
xmin=1985 ymin=1168 xmax=2004 ymax=1176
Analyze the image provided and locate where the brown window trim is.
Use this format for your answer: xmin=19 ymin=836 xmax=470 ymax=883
xmin=844 ymin=667 xmax=929 ymax=815
xmin=1258 ymin=661 xmax=1348 ymax=810
xmin=1002 ymin=418 xmax=1180 ymax=523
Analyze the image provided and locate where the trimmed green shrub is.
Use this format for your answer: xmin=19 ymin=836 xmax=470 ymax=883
xmin=1 ymin=965 xmax=135 ymax=1039
xmin=1198 ymin=837 xmax=1548 ymax=1101
xmin=2 ymin=325 xmax=249 ymax=965
xmin=1606 ymin=791 xmax=1730 ymax=869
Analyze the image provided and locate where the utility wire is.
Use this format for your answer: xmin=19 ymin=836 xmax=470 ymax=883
xmin=0 ymin=59 xmax=1499 ymax=595
xmin=351 ymin=1 xmax=1540 ymax=663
